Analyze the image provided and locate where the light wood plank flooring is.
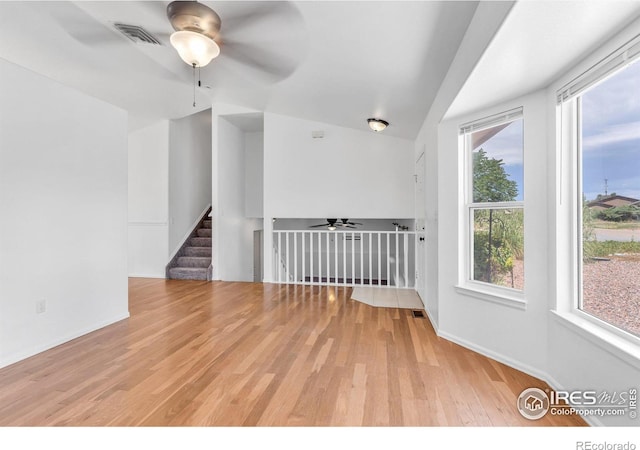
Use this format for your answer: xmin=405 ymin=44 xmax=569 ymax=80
xmin=0 ymin=278 xmax=586 ymax=426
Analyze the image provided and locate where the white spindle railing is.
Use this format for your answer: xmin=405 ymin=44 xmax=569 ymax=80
xmin=272 ymin=230 xmax=416 ymax=288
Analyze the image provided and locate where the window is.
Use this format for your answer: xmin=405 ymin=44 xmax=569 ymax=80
xmin=461 ymin=108 xmax=524 ymax=292
xmin=558 ymin=33 xmax=640 ymax=340
xmin=578 ymin=58 xmax=640 ymax=338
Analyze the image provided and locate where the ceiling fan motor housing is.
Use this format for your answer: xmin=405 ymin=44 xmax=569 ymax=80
xmin=167 ymin=1 xmax=222 ymax=40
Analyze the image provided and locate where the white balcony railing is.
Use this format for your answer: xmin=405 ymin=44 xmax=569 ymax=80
xmin=272 ymin=230 xmax=415 ymax=288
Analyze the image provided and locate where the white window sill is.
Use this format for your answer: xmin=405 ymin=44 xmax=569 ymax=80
xmin=455 ymin=283 xmax=526 ymax=310
xmin=551 ymin=311 xmax=640 ymax=370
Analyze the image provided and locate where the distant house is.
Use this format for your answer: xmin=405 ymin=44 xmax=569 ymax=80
xmin=587 ymin=194 xmax=640 ymax=211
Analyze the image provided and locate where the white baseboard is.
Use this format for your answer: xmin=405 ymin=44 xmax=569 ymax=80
xmin=128 ymin=273 xmax=166 ymax=279
xmin=436 ymin=329 xmax=602 ymax=426
xmin=437 ymin=329 xmax=550 ymax=382
xmin=0 ymin=312 xmax=130 ymax=370
xmin=424 ymin=306 xmax=439 ymax=334
xmin=542 ymin=374 xmax=603 ymax=426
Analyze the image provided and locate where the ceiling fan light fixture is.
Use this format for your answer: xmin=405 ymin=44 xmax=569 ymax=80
xmin=170 ymin=30 xmax=220 ymax=67
xmin=328 ymin=226 xmax=337 ymax=231
xmin=367 ymin=118 xmax=389 ymax=132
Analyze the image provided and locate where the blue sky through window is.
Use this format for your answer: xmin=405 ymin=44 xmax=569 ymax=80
xmin=472 ymin=119 xmax=524 ymax=202
xmin=581 ymin=59 xmax=640 ymax=201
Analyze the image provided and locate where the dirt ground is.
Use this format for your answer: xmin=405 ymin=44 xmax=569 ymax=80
xmin=496 ymin=257 xmax=639 ymax=337
xmin=582 ymin=254 xmax=640 ymax=337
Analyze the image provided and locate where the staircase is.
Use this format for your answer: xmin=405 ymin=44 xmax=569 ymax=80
xmin=166 ymin=212 xmax=212 ymax=281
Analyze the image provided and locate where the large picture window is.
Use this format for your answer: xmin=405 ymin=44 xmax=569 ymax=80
xmin=462 ymin=109 xmax=524 ymax=292
xmin=557 ymin=33 xmax=640 ymax=341
xmin=577 ymin=57 xmax=640 ymax=338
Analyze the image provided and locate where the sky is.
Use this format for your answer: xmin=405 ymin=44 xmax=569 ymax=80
xmin=472 ymin=119 xmax=524 ymax=202
xmin=471 ymin=58 xmax=640 ymax=204
xmin=581 ymin=58 xmax=640 ymax=201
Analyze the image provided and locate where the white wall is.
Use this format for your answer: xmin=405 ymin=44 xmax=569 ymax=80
xmin=423 ymin=9 xmax=640 ymax=426
xmin=169 ymin=109 xmax=212 ymax=256
xmin=216 ymin=117 xmax=261 ymax=282
xmin=545 ymin=17 xmax=640 ymax=426
xmin=245 ymin=131 xmax=264 ymax=218
xmin=414 ymin=0 xmax=516 ymax=328
xmin=128 ymin=120 xmax=169 ymax=277
xmin=264 ymin=112 xmax=414 ymax=219
xmin=437 ymin=92 xmax=550 ymax=378
xmin=263 ymin=112 xmax=415 ymax=282
xmin=0 ymin=58 xmax=129 ymax=368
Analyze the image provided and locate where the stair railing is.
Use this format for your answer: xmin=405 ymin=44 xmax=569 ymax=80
xmin=272 ymin=230 xmax=416 ymax=288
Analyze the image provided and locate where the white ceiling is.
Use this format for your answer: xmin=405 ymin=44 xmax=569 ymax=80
xmin=445 ymin=1 xmax=640 ymax=120
xmin=0 ymin=1 xmax=478 ymax=138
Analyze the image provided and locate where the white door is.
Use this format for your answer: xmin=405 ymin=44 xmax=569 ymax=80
xmin=415 ymin=151 xmax=426 ymax=296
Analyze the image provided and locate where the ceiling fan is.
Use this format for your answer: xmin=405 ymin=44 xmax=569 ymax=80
xmin=309 ymin=219 xmax=363 ymax=230
xmin=167 ymin=1 xmax=306 ymax=83
xmin=61 ymin=1 xmax=306 ymax=85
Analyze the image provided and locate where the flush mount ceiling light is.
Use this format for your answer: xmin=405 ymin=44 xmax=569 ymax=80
xmin=367 ymin=118 xmax=389 ymax=132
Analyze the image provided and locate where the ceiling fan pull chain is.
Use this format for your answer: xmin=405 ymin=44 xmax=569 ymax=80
xmin=192 ymin=63 xmax=196 ymax=107
xmin=198 ymin=65 xmax=202 ymax=88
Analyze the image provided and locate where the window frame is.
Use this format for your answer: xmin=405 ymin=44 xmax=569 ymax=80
xmin=458 ymin=109 xmax=526 ymax=307
xmin=574 ymin=91 xmax=640 ymax=346
xmin=556 ymin=34 xmax=640 ymax=349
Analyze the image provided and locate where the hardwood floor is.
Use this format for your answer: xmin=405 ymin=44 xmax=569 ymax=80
xmin=0 ymin=278 xmax=586 ymax=426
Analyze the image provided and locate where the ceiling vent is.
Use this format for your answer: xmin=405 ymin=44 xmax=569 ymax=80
xmin=113 ymin=23 xmax=162 ymax=45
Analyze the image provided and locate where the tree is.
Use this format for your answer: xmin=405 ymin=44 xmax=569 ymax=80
xmin=596 ymin=205 xmax=640 ymax=222
xmin=473 ymin=149 xmax=518 ymax=203
xmin=472 ymin=149 xmax=520 ymax=285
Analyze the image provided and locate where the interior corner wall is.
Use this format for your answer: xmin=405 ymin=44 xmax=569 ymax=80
xmin=0 ymin=58 xmax=129 ymax=368
xmin=169 ymin=109 xmax=212 ymax=256
xmin=215 ymin=117 xmax=261 ymax=282
xmin=412 ymin=0 xmax=516 ymax=328
xmin=245 ymin=131 xmax=264 ymax=219
xmin=128 ymin=120 xmax=169 ymax=278
xmin=210 ymin=104 xmax=261 ymax=281
xmin=437 ymin=91 xmax=550 ymax=378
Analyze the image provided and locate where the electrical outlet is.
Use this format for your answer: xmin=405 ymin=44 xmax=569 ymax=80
xmin=36 ymin=299 xmax=46 ymax=314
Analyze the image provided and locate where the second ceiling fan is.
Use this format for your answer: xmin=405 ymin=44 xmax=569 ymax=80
xmin=310 ymin=219 xmax=363 ymax=230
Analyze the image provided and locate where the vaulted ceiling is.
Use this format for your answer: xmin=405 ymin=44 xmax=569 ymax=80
xmin=445 ymin=0 xmax=640 ymax=120
xmin=4 ymin=1 xmax=638 ymax=139
xmin=0 ymin=1 xmax=478 ymax=138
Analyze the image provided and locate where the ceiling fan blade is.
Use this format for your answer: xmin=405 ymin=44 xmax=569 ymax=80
xmin=37 ymin=2 xmax=123 ymax=47
xmin=309 ymin=223 xmax=330 ymax=228
xmin=218 ymin=40 xmax=299 ymax=83
xmin=211 ymin=1 xmax=306 ymax=83
xmin=221 ymin=1 xmax=302 ymax=38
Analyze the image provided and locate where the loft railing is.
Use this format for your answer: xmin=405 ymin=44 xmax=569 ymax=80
xmin=272 ymin=230 xmax=416 ymax=288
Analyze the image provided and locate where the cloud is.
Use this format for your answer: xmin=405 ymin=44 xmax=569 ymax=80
xmin=582 ymin=121 xmax=640 ymax=152
xmin=476 ymin=120 xmax=524 ymax=165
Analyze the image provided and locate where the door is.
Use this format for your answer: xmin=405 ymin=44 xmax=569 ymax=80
xmin=415 ymin=150 xmax=426 ymax=297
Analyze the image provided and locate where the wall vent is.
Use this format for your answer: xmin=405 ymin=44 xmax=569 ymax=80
xmin=113 ymin=23 xmax=162 ymax=45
